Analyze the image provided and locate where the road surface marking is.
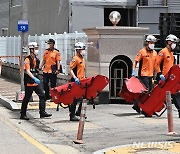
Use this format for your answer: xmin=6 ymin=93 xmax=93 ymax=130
xmin=0 ymin=114 xmax=55 ymax=154
xmin=17 ymin=101 xmax=57 ymax=110
xmin=94 ymin=142 xmax=180 ymax=154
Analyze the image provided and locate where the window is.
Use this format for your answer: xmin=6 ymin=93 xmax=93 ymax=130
xmin=137 ymin=0 xmax=148 ymax=6
xmin=10 ymin=0 xmax=21 ymax=7
xmin=1 ymin=28 xmax=8 ymax=36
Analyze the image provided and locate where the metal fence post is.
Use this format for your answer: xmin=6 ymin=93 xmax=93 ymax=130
xmin=63 ymin=32 xmax=67 ymax=74
xmin=13 ymin=36 xmax=16 ymax=64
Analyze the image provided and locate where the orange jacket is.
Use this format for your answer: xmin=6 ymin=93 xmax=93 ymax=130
xmin=135 ymin=47 xmax=157 ymax=77
xmin=70 ymin=54 xmax=85 ymax=80
xmin=24 ymin=56 xmax=37 ymax=87
xmin=155 ymin=47 xmax=174 ymax=75
xmin=42 ymin=48 xmax=61 ymax=73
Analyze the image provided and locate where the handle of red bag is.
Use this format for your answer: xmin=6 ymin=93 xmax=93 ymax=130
xmin=158 ymin=78 xmax=168 ymax=88
xmin=78 ymin=77 xmax=95 ymax=89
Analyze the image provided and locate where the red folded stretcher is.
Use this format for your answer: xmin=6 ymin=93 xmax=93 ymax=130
xmin=50 ymin=75 xmax=109 ymax=105
xmin=119 ymin=65 xmax=180 ymax=117
xmin=118 ymin=76 xmax=148 ymax=103
xmin=138 ymin=65 xmax=180 ymax=116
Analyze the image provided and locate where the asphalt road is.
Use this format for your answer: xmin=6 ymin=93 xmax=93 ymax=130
xmin=0 ymin=103 xmax=180 ymax=154
xmin=0 ymin=106 xmax=43 ymax=154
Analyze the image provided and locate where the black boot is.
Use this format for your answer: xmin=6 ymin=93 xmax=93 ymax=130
xmin=178 ymin=110 xmax=180 ymax=118
xmin=75 ymin=111 xmax=81 ymax=116
xmin=45 ymin=95 xmax=52 ymax=100
xmin=70 ymin=115 xmax=79 ymax=121
xmin=20 ymin=115 xmax=29 ymax=120
xmin=132 ymin=105 xmax=141 ymax=114
xmin=141 ymin=110 xmax=152 ymax=117
xmin=75 ymin=111 xmax=87 ymax=119
xmin=40 ymin=111 xmax=52 ymax=118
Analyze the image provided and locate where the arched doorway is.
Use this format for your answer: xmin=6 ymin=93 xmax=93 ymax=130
xmin=109 ymin=55 xmax=132 ymax=101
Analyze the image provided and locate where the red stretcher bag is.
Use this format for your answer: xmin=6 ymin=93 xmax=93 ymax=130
xmin=86 ymin=75 xmax=109 ymax=100
xmin=50 ymin=75 xmax=109 ymax=105
xmin=118 ymin=76 xmax=148 ymax=103
xmin=50 ymin=82 xmax=85 ymax=105
xmin=138 ymin=65 xmax=180 ymax=116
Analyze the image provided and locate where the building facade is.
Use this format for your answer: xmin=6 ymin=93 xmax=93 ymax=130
xmin=0 ymin=0 xmax=180 ymax=36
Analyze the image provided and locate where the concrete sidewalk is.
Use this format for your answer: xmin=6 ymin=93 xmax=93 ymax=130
xmin=0 ymin=77 xmax=57 ymax=110
xmin=0 ymin=76 xmax=180 ymax=154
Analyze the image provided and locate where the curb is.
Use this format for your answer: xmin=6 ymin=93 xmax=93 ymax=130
xmin=93 ymin=141 xmax=180 ymax=154
xmin=0 ymin=94 xmax=19 ymax=110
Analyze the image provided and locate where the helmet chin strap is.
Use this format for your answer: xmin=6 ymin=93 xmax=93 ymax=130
xmin=76 ymin=50 xmax=83 ymax=57
xmin=167 ymin=43 xmax=173 ymax=51
xmin=30 ymin=49 xmax=36 ymax=56
xmin=146 ymin=46 xmax=152 ymax=52
xmin=30 ymin=52 xmax=35 ymax=56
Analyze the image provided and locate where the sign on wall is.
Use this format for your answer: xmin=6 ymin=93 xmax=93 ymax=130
xmin=17 ymin=20 xmax=29 ymax=32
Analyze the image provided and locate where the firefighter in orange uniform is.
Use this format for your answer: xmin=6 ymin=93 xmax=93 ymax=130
xmin=69 ymin=42 xmax=86 ymax=121
xmin=39 ymin=39 xmax=61 ymax=100
xmin=131 ymin=35 xmax=157 ymax=113
xmin=155 ymin=34 xmax=180 ymax=118
xmin=155 ymin=34 xmax=179 ymax=81
xmin=20 ymin=42 xmax=52 ymax=120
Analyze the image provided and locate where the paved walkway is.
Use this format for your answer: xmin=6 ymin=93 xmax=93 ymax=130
xmin=0 ymin=76 xmax=180 ymax=154
xmin=0 ymin=77 xmax=56 ymax=110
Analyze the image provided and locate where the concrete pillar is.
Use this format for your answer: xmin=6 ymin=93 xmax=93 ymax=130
xmin=83 ymin=26 xmax=149 ymax=103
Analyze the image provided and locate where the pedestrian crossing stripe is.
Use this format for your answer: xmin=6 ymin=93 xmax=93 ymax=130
xmin=17 ymin=102 xmax=58 ymax=110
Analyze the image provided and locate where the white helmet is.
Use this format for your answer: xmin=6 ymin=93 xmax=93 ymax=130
xmin=166 ymin=34 xmax=179 ymax=43
xmin=145 ymin=35 xmax=157 ymax=42
xmin=74 ymin=42 xmax=85 ymax=50
xmin=28 ymin=42 xmax=38 ymax=49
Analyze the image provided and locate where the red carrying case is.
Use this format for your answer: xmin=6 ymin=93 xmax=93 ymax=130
xmin=118 ymin=76 xmax=148 ymax=103
xmin=138 ymin=65 xmax=180 ymax=116
xmin=50 ymin=75 xmax=109 ymax=105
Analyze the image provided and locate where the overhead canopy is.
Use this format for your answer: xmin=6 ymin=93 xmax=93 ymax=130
xmin=70 ymin=0 xmax=137 ymax=7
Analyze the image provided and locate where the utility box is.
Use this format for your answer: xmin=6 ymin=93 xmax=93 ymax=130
xmin=83 ymin=26 xmax=149 ymax=103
